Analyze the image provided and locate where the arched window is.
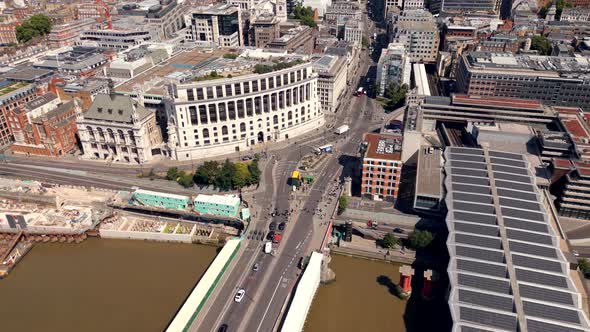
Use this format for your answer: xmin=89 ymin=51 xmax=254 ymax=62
xmin=240 ymin=123 xmax=246 ymax=132
xmin=87 ymin=126 xmax=95 ymax=139
xmin=203 ymin=128 xmax=210 ymax=138
xmin=301 ymin=106 xmax=305 ymax=115
xmin=96 ymin=127 xmax=104 ymax=138
xmin=222 ymin=126 xmax=228 ymax=135
xmin=273 ymin=115 xmax=278 ymax=124
xmin=118 ymin=129 xmax=125 ymax=140
xmin=107 ymin=128 xmax=115 ymax=140
xmin=288 ymin=111 xmax=292 ymax=120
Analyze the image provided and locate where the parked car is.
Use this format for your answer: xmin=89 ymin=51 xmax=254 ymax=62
xmin=241 ymin=156 xmax=252 ymax=161
xmin=269 ymin=222 xmax=277 ymax=231
xmin=234 ymin=289 xmax=245 ymax=303
xmin=393 ymin=228 xmax=404 ymax=233
xmin=253 ymin=263 xmax=260 ymax=272
xmin=267 ymin=230 xmax=275 ymax=240
xmin=218 ymin=324 xmax=228 ymax=332
xmin=278 ymin=222 xmax=286 ymax=231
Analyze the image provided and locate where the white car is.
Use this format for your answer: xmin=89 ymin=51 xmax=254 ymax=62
xmin=234 ymin=289 xmax=246 ymax=303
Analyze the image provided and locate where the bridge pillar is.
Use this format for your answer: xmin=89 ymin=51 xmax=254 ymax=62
xmin=422 ymin=269 xmax=434 ymax=298
xmin=399 ymin=265 xmax=414 ymax=294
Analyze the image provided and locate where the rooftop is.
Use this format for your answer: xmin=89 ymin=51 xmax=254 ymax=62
xmin=194 ymin=194 xmax=240 ymax=206
xmin=363 ymin=133 xmax=403 ymax=161
xmin=191 ymin=3 xmax=239 ymax=16
xmin=25 ymin=92 xmax=58 ymax=111
xmin=445 ymin=146 xmax=590 ymax=332
xmin=465 ymin=52 xmax=590 ymax=78
xmin=0 ymin=81 xmax=30 ymax=97
xmin=85 ymin=94 xmax=152 ymax=124
xmin=416 ymin=146 xmax=442 ymax=197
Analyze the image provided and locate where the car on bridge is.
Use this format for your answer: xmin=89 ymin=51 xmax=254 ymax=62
xmin=234 ymin=289 xmax=246 ymax=303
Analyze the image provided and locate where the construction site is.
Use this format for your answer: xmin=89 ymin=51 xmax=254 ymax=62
xmin=0 ymin=178 xmax=246 ymax=278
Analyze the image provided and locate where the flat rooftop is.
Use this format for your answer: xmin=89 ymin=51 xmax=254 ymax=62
xmin=363 ymin=132 xmax=402 ymax=161
xmin=445 ymin=146 xmax=590 ymax=332
xmin=416 ymin=146 xmax=442 ymax=197
xmin=116 ymin=48 xmax=226 ymax=96
xmin=465 ymin=52 xmax=590 ymax=78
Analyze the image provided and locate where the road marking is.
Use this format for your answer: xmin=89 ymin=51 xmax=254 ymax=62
xmin=255 ymin=276 xmax=283 ymax=332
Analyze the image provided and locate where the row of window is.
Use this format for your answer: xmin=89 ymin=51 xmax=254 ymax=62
xmin=180 ymin=84 xmax=312 ymax=126
xmin=185 ymin=69 xmax=309 ymax=101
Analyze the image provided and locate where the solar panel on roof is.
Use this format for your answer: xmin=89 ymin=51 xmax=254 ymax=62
xmin=489 ymin=151 xmax=523 ymax=161
xmin=515 ymin=268 xmax=568 ymax=288
xmin=457 ymin=259 xmax=507 ymax=277
xmin=455 ymin=233 xmax=502 ymax=250
xmin=492 ymin=164 xmax=528 ymax=176
xmin=458 ymin=289 xmax=515 ymax=312
xmin=490 ymin=157 xmax=526 ymax=168
xmin=519 ymin=284 xmax=574 ymax=305
xmin=504 ymin=218 xmax=547 ymax=233
xmin=451 ymin=161 xmax=487 ymax=169
xmin=451 ymin=147 xmax=484 ymax=155
xmin=455 ymin=222 xmax=499 ymax=237
xmin=454 ymin=192 xmax=494 ymax=205
xmin=495 ymin=180 xmax=534 ymax=192
xmin=459 ymin=306 xmax=518 ymax=331
xmin=452 ymin=175 xmax=489 ymax=186
xmin=493 ymin=172 xmax=531 ymax=184
xmin=512 ymin=254 xmax=563 ymax=273
xmin=497 ymin=189 xmax=537 ymax=202
xmin=509 ymin=241 xmax=557 ymax=258
xmin=527 ymin=319 xmax=586 ymax=332
xmin=456 ymin=245 xmax=504 ymax=263
xmin=460 ymin=326 xmax=497 ymax=332
xmin=502 ymin=207 xmax=545 ymax=222
xmin=506 ymin=229 xmax=552 ymax=245
xmin=458 ymin=273 xmax=511 ymax=294
xmin=454 ymin=211 xmax=497 ymax=225
xmin=451 ymin=154 xmax=486 ymax=163
xmin=453 ymin=167 xmax=489 ymax=178
xmin=523 ymin=301 xmax=580 ymax=324
xmin=499 ymin=197 xmax=541 ymax=212
xmin=455 ymin=201 xmax=495 ymax=215
xmin=453 ymin=184 xmax=492 ymax=195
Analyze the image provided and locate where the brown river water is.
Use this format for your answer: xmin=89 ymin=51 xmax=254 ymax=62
xmin=0 ymin=238 xmax=216 ymax=332
xmin=305 ymin=255 xmax=406 ymax=332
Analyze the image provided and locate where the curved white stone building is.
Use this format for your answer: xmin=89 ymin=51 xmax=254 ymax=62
xmin=165 ymin=62 xmax=325 ymax=160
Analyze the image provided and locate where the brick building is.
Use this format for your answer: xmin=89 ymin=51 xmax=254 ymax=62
xmin=360 ymin=132 xmax=404 ymax=202
xmin=0 ymin=19 xmax=19 ymax=45
xmin=8 ymin=94 xmax=79 ymax=157
xmin=0 ymin=81 xmax=38 ymax=148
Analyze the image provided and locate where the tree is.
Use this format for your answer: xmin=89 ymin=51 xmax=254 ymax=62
xmin=166 ymin=167 xmax=179 ymax=181
xmin=382 ymin=233 xmax=399 ymax=249
xmin=408 ymin=230 xmax=434 ymax=249
xmin=384 ymin=83 xmax=408 ymax=110
xmin=293 ymin=5 xmax=316 ymax=28
xmin=300 ymin=16 xmax=317 ymax=28
xmin=194 ymin=161 xmax=220 ymax=186
xmin=177 ymin=172 xmax=194 ymax=188
xmin=232 ymin=162 xmax=251 ymax=188
xmin=362 ymin=36 xmax=370 ymax=49
xmin=216 ymin=159 xmax=236 ymax=190
xmin=337 ymin=195 xmax=348 ymax=215
xmin=530 ymin=35 xmax=552 ymax=56
xmin=579 ymin=258 xmax=590 ymax=278
xmin=15 ymin=14 xmax=51 ymax=43
xmin=223 ymin=53 xmax=238 ymax=59
xmin=247 ymin=159 xmax=261 ymax=185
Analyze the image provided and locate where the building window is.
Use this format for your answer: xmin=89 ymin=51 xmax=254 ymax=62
xmin=187 ymin=89 xmax=194 ymax=101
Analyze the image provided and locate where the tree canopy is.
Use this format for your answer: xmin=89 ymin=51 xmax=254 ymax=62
xmin=337 ymin=195 xmax=348 ymax=215
xmin=384 ymin=83 xmax=408 ymax=111
xmin=530 ymin=35 xmax=552 ymax=56
xmin=16 ymin=15 xmax=51 ymax=43
xmin=293 ymin=5 xmax=317 ymax=28
xmin=192 ymin=159 xmax=261 ymax=190
xmin=579 ymin=258 xmax=590 ymax=278
xmin=408 ymin=229 xmax=434 ymax=249
xmin=382 ymin=233 xmax=399 ymax=249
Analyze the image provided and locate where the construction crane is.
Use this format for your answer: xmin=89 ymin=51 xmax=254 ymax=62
xmin=95 ymin=0 xmax=112 ymax=29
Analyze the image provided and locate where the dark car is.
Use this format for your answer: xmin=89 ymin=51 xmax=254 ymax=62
xmin=267 ymin=231 xmax=275 ymax=240
xmin=393 ymin=228 xmax=404 ymax=233
xmin=278 ymin=222 xmax=286 ymax=231
xmin=269 ymin=222 xmax=277 ymax=231
xmin=218 ymin=324 xmax=228 ymax=332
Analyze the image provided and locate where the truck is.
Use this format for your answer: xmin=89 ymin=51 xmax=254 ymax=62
xmin=264 ymin=241 xmax=272 ymax=254
xmin=334 ymin=125 xmax=350 ymax=135
xmin=355 ymin=87 xmax=365 ymax=96
xmin=319 ymin=144 xmax=333 ymax=153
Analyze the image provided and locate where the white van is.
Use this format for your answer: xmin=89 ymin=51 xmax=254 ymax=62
xmin=264 ymin=241 xmax=272 ymax=254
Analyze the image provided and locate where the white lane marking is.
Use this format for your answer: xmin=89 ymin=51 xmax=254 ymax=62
xmin=255 ymin=276 xmax=283 ymax=332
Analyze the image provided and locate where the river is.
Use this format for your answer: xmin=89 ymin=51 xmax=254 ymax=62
xmin=0 ymin=238 xmax=217 ymax=332
xmin=305 ymin=254 xmax=406 ymax=332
